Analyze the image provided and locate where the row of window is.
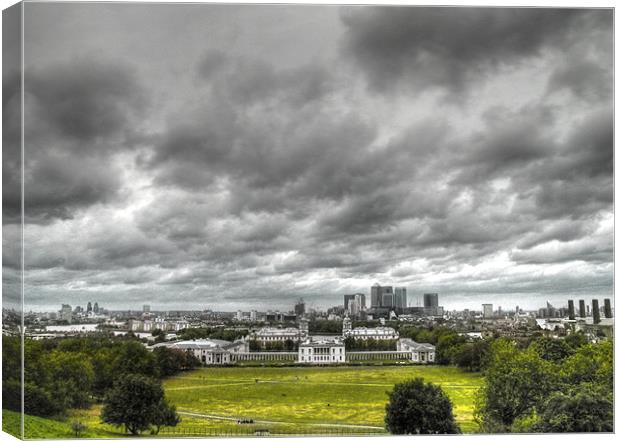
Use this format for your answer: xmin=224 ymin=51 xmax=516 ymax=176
xmin=299 ymin=356 xmax=344 ymax=362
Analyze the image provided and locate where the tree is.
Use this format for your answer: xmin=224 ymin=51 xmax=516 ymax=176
xmin=532 ymin=389 xmax=613 ymax=432
xmin=475 ymin=339 xmax=559 ymax=432
xmin=101 ymin=374 xmax=178 ymax=435
xmin=454 ymin=339 xmax=489 ymax=372
xmin=385 ymin=378 xmax=460 ymax=434
xmin=529 ymin=337 xmax=573 ymax=363
xmin=151 ymin=399 xmax=181 ymax=434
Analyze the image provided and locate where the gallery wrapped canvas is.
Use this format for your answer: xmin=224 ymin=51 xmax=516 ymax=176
xmin=1 ymin=1 xmax=614 ymax=439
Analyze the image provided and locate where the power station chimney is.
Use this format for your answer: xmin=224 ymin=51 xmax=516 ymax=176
xmin=567 ymin=300 xmax=575 ymax=320
xmin=604 ymin=298 xmax=612 ymax=318
xmin=579 ymin=299 xmax=586 ymax=318
xmin=592 ymin=299 xmax=600 ymax=324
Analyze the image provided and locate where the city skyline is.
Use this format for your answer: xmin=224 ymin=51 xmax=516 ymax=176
xmin=3 ymin=4 xmax=613 ymax=314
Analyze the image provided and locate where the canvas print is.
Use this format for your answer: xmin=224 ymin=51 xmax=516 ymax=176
xmin=1 ymin=1 xmax=614 ymax=438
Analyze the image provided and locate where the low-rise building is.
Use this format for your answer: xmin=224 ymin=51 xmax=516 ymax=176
xmin=397 ymin=338 xmax=436 ymax=363
xmin=252 ymin=327 xmax=301 ymax=345
xmin=344 ymin=326 xmax=399 ymax=340
xmin=151 ymin=338 xmax=249 ymax=365
xmin=298 ymin=338 xmax=345 ymax=364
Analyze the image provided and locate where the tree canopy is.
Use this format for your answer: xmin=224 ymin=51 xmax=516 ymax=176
xmin=101 ymin=374 xmax=179 ymax=435
xmin=385 ymin=378 xmax=460 ymax=434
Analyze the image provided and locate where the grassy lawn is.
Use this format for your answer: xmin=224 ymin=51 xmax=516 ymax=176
xmin=2 ymin=409 xmax=122 ymax=439
xmin=4 ymin=365 xmax=483 ymax=438
xmin=163 ymin=365 xmax=483 ymax=434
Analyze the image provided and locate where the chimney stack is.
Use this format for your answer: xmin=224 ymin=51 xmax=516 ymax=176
xmin=568 ymin=300 xmax=575 ymax=320
xmin=604 ymin=298 xmax=612 ymax=318
xmin=592 ymin=299 xmax=600 ymax=324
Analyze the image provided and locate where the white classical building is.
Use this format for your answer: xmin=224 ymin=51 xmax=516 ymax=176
xmin=151 ymin=338 xmax=249 ymax=365
xmin=298 ymin=337 xmax=345 ymax=364
xmin=397 ymin=338 xmax=436 ymax=363
xmin=251 ymin=327 xmax=303 ymax=345
xmin=344 ymin=326 xmax=399 ymax=340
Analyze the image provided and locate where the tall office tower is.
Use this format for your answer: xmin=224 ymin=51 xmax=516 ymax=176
xmin=344 ymin=294 xmax=356 ymax=310
xmin=59 ymin=304 xmax=72 ymax=323
xmin=424 ymin=293 xmax=439 ymax=315
xmin=394 ymin=287 xmax=407 ymax=309
xmin=592 ymin=299 xmax=601 ymax=324
xmin=355 ymin=293 xmax=366 ymax=310
xmin=604 ymin=298 xmax=612 ymax=318
xmin=424 ymin=293 xmax=439 ymax=309
xmin=579 ymin=299 xmax=586 ymax=318
xmin=87 ymin=301 xmax=92 ymax=313
xmin=143 ymin=304 xmax=151 ymax=313
xmin=93 ymin=302 xmax=99 ymax=314
xmin=250 ymin=310 xmax=257 ymax=321
xmin=371 ymin=284 xmax=393 ymax=308
xmin=371 ymin=284 xmax=382 ymax=308
xmin=568 ymin=300 xmax=575 ymax=320
xmin=294 ymin=298 xmax=305 ymax=316
xmin=482 ymin=303 xmax=493 ymax=319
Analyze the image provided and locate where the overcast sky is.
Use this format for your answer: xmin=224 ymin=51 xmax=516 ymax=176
xmin=2 ymin=3 xmax=614 ymax=312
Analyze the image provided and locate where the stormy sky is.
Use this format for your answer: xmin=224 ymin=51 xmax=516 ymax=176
xmin=2 ymin=3 xmax=614 ymax=312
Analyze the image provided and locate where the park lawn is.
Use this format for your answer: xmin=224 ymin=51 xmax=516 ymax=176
xmin=3 ymin=365 xmax=483 ymax=438
xmin=163 ymin=365 xmax=483 ymax=434
xmin=2 ymin=408 xmax=122 ymax=439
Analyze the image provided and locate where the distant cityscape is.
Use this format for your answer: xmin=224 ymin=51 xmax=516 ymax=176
xmin=3 ymin=283 xmax=613 ymax=346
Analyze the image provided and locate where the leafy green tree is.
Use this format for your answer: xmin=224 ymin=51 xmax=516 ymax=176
xmin=101 ymin=374 xmax=178 ymax=435
xmin=112 ymin=341 xmax=157 ymax=377
xmin=385 ymin=378 xmax=460 ymax=434
xmin=475 ymin=339 xmax=559 ymax=431
xmin=151 ymin=399 xmax=181 ymax=434
xmin=435 ymin=332 xmax=467 ymax=364
xmin=454 ymin=339 xmax=490 ymax=372
xmin=23 ymin=382 xmax=59 ymax=416
xmin=42 ymin=351 xmax=94 ymax=409
xmin=564 ymin=332 xmax=588 ymax=350
xmin=561 ymin=341 xmax=613 ymax=393
xmin=532 ymin=389 xmax=613 ymax=432
xmin=529 ymin=337 xmax=573 ymax=363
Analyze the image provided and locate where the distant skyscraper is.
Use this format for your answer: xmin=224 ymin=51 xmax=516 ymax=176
xmin=592 ymin=299 xmax=601 ymax=324
xmin=423 ymin=293 xmax=439 ymax=309
xmin=579 ymin=299 xmax=586 ymax=318
xmin=394 ymin=287 xmax=407 ymax=309
xmin=604 ymin=298 xmax=612 ymax=318
xmin=482 ymin=303 xmax=493 ymax=319
xmin=87 ymin=302 xmax=92 ymax=313
xmin=344 ymin=294 xmax=356 ymax=310
xmin=143 ymin=304 xmax=151 ymax=313
xmin=370 ymin=284 xmax=393 ymax=308
xmin=93 ymin=302 xmax=99 ymax=314
xmin=568 ymin=300 xmax=575 ymax=320
xmin=424 ymin=293 xmax=439 ymax=315
xmin=294 ymin=298 xmax=305 ymax=316
xmin=59 ymin=304 xmax=72 ymax=323
xmin=371 ymin=284 xmax=382 ymax=308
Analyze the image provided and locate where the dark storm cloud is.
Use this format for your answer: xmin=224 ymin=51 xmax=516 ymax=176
xmin=15 ymin=4 xmax=613 ymax=311
xmin=340 ymin=7 xmax=610 ymax=95
xmin=9 ymin=57 xmax=148 ymax=223
xmin=26 ymin=58 xmax=146 ymax=143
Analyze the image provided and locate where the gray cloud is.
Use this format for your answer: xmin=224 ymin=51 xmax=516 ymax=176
xmin=5 ymin=57 xmax=148 ymax=223
xmin=340 ymin=7 xmax=611 ymax=97
xmin=9 ymin=4 xmax=613 ymax=311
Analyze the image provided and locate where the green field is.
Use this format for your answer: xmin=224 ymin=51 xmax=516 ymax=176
xmin=5 ymin=365 xmax=483 ymax=438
